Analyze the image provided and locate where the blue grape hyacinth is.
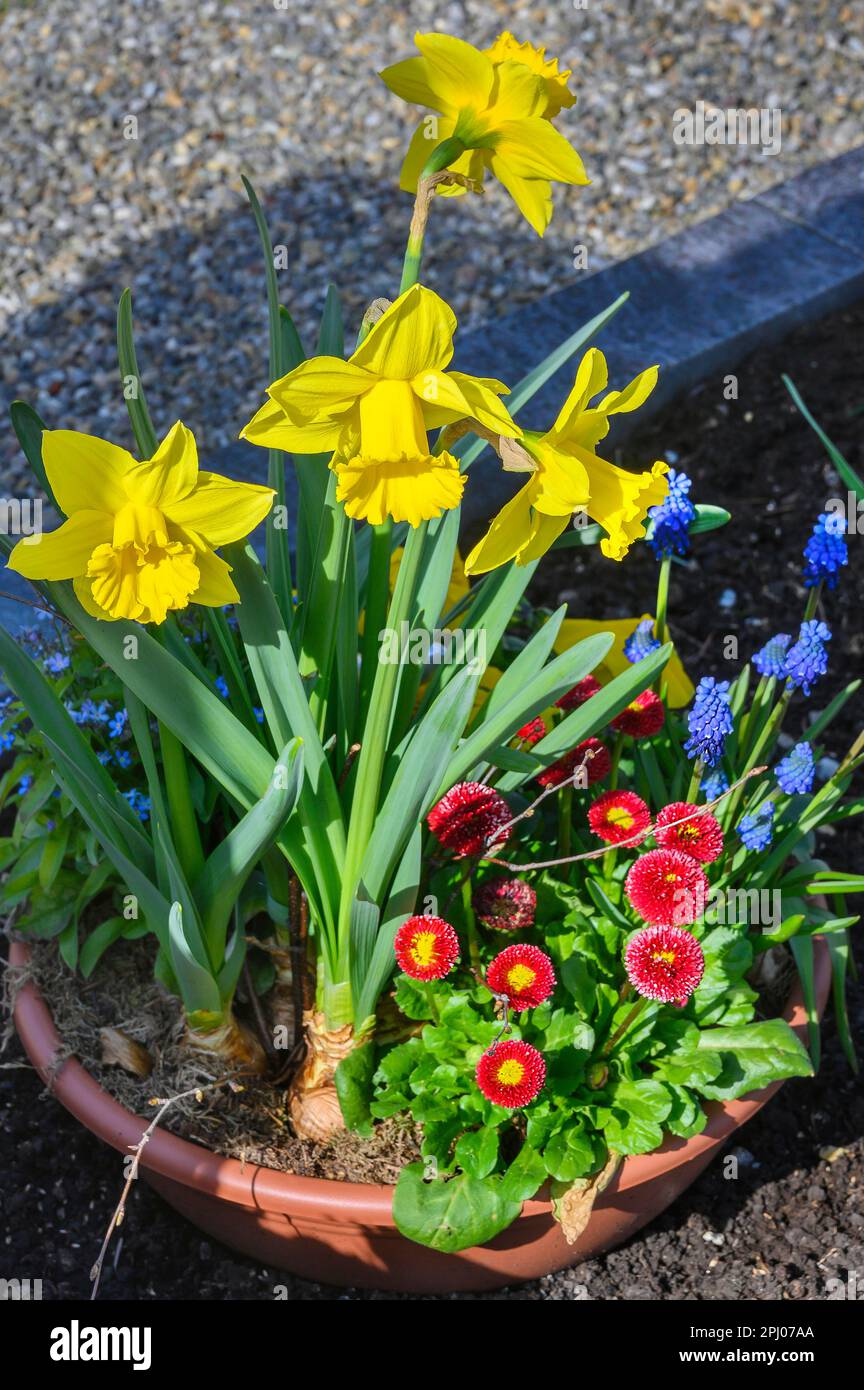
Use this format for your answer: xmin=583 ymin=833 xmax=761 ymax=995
xmin=684 ymin=676 xmax=734 ymax=767
xmin=647 ymin=468 xmax=697 ymax=559
xmin=753 ymin=633 xmax=792 ymax=679
xmin=701 ymin=769 xmax=729 ymax=801
xmin=738 ymin=800 xmax=775 ymax=851
xmin=783 ymin=620 xmax=831 ymax=697
xmin=802 ymin=512 xmax=848 ymax=590
xmin=624 ymin=618 xmax=661 ymax=664
xmin=775 ymin=741 xmax=816 ymax=795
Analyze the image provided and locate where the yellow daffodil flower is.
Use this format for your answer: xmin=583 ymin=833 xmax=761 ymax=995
xmin=464 ymin=348 xmax=669 ymax=575
xmin=8 ymin=422 xmax=274 ymax=625
xmin=553 ymin=615 xmax=695 ymax=709
xmin=380 ymin=31 xmax=588 ymax=236
xmin=242 ymin=284 xmax=519 ymax=528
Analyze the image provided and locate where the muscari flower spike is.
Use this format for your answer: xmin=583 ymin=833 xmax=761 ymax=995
xmin=427 ymin=781 xmax=512 ymax=857
xmin=738 ymin=800 xmax=775 ymax=852
xmin=473 ymin=877 xmax=536 ymax=932
xmin=625 ymin=924 xmax=705 ymax=1007
xmin=647 ymin=467 xmax=696 ymax=559
xmin=701 ymin=769 xmax=729 ymax=801
xmin=588 ymin=789 xmax=651 ymax=846
xmin=476 ymin=1038 xmax=546 ymax=1109
xmin=775 ymin=741 xmax=816 ymax=795
xmin=783 ymin=620 xmax=831 ymax=697
xmin=802 ymin=511 xmax=848 ymax=590
xmin=394 ymin=915 xmax=460 ymax=981
xmin=654 ymin=802 xmax=724 ymax=864
xmin=625 ymin=848 xmax=708 ymax=926
xmin=624 ymin=618 xmax=661 ymax=664
xmin=752 ymin=632 xmax=792 ymax=679
xmin=684 ymin=676 xmax=733 ymax=767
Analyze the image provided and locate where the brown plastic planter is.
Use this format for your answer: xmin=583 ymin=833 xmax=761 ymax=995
xmin=11 ymin=937 xmax=830 ymax=1294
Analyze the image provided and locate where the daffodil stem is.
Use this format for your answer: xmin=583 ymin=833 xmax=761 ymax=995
xmin=359 ymin=519 xmax=393 ymax=719
xmin=653 ymin=555 xmax=672 ymax=698
xmin=399 ymin=137 xmax=466 ymax=293
xmin=338 ymin=525 xmax=426 ymax=972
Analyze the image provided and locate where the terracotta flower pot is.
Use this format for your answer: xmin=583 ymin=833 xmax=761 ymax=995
xmin=11 ymin=937 xmax=830 ymax=1294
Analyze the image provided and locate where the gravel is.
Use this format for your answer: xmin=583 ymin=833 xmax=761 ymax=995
xmin=0 ymin=0 xmax=862 ymax=486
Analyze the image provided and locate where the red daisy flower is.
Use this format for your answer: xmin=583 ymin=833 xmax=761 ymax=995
xmin=473 ymin=876 xmax=536 ymax=932
xmin=393 ymin=915 xmax=460 ymax=981
xmin=610 ymin=689 xmax=665 ymax=738
xmin=486 ymin=943 xmax=556 ymax=1009
xmin=588 ymin=789 xmax=651 ymax=846
xmin=654 ymin=802 xmax=724 ymax=863
xmin=625 ymin=848 xmax=708 ymax=926
xmin=515 ymin=715 xmax=546 ymax=747
xmin=625 ymin=924 xmax=705 ymax=1006
xmin=476 ymin=1039 xmax=546 ymax=1108
xmin=556 ymin=674 xmax=602 ymax=712
xmin=427 ymin=781 xmax=512 ymax=857
xmin=537 ymin=736 xmax=611 ymax=789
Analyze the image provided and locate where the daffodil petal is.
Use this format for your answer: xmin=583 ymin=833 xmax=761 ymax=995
xmin=73 ymin=574 xmax=113 ymax=620
xmin=528 ymin=438 xmax=590 ymax=515
xmin=486 ymin=156 xmax=553 ymax=236
xmin=42 ymin=430 xmax=136 ymax=518
xmin=266 ymin=357 xmax=373 ymax=425
xmin=163 ymin=472 xmax=274 ymax=547
xmin=191 ymin=546 xmax=241 ymax=607
xmin=463 ymin=484 xmax=536 ymax=575
xmin=351 ymin=285 xmax=456 ymax=379
xmin=487 ymin=58 xmax=548 ymax=121
xmin=123 ymin=421 xmax=198 ymax=509
xmin=446 ymin=371 xmax=520 ymax=437
xmin=414 ymin=32 xmax=495 ymax=114
xmin=7 ymin=510 xmax=112 ymax=580
xmin=596 ymin=365 xmax=659 ymax=416
xmin=516 ymin=510 xmax=569 ymax=564
xmin=573 ymin=451 xmax=669 ymax=561
xmin=494 ymin=116 xmax=590 ymax=185
xmin=241 ymin=395 xmax=344 ymax=453
xmin=551 ymin=349 xmax=609 ymax=436
xmin=379 ymin=55 xmax=448 ymax=112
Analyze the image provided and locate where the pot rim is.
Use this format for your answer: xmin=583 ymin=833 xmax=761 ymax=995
xmin=9 ymin=936 xmax=831 ymax=1224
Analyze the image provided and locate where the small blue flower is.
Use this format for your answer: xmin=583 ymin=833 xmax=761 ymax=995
xmin=214 ymin=675 xmax=229 ymax=699
xmin=752 ymin=633 xmax=792 ymax=679
xmin=97 ymin=751 xmax=112 ymax=765
xmin=108 ymin=708 xmax=129 ymax=740
xmin=17 ymin=774 xmax=33 ymax=796
xmin=775 ymin=741 xmax=815 ymax=795
xmin=1 ymin=730 xmax=15 ymax=752
xmin=738 ymin=800 xmax=775 ymax=851
xmin=114 ymin=748 xmax=133 ymax=770
xmin=624 ymin=618 xmax=661 ymax=664
xmin=647 ymin=468 xmax=697 ymax=559
xmin=802 ymin=512 xmax=847 ymax=591
xmin=123 ymin=788 xmax=151 ymax=822
xmin=684 ymin=676 xmax=733 ymax=767
xmin=253 ymin=706 xmax=264 ymax=724
xmin=43 ymin=651 xmax=71 ymax=675
xmin=701 ymin=769 xmax=729 ymax=801
xmin=783 ymin=620 xmax=831 ymax=697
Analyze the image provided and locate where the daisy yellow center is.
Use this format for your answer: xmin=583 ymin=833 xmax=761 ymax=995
xmin=607 ymin=805 xmax=635 ymax=829
xmin=506 ymin=963 xmax=536 ymax=993
xmin=664 ymin=872 xmax=680 ymax=883
xmin=679 ymin=823 xmax=700 ymax=841
xmin=651 ymin=950 xmax=677 ymax=965
xmin=409 ymin=931 xmax=438 ymax=968
xmin=497 ymin=1058 xmax=525 ymax=1086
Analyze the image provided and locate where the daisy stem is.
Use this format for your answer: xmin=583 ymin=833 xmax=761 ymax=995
xmin=601 ymin=996 xmax=647 ymax=1058
xmin=557 ymin=785 xmax=573 ymax=880
xmin=399 ymin=137 xmax=466 ymax=293
xmin=424 ymin=982 xmax=441 ymax=1023
xmin=462 ymin=874 xmax=481 ymax=973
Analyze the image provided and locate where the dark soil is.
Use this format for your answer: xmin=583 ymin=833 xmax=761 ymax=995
xmin=1 ymin=299 xmax=863 ymax=1300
